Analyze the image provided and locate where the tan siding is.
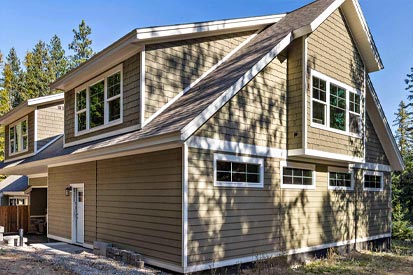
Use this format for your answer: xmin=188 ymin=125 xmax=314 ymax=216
xmin=37 ymin=103 xmax=64 ymax=149
xmin=96 ymin=148 xmax=182 ymax=265
xmin=187 ymin=147 xmax=391 ymax=266
xmin=65 ymin=54 xmax=140 ymax=145
xmin=145 ymin=31 xmax=256 ymax=120
xmin=48 ymin=162 xmax=97 ymax=243
xmin=29 ymin=177 xmax=47 ymax=187
xmin=4 ymin=111 xmax=35 ymax=161
xmin=194 ymin=57 xmax=287 ymax=148
xmin=365 ymin=113 xmax=389 ymax=165
xmin=307 ymin=9 xmax=364 ymax=157
xmin=287 ymin=38 xmax=304 ymax=150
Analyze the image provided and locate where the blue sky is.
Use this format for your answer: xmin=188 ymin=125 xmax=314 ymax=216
xmin=0 ymin=0 xmax=411 ymax=130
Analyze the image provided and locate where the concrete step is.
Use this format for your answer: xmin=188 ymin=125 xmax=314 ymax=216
xmin=3 ymin=235 xmax=28 ymax=247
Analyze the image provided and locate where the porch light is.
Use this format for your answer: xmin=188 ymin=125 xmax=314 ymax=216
xmin=65 ymin=186 xmax=72 ymax=196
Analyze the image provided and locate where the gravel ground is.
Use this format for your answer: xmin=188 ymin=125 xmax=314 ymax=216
xmin=0 ymin=244 xmax=172 ymax=275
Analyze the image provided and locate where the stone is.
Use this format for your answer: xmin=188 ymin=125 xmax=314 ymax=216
xmin=93 ymin=241 xmax=112 ymax=256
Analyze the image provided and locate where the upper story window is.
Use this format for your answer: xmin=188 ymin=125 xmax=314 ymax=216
xmin=311 ymin=70 xmax=362 ymax=137
xmin=328 ymin=167 xmax=354 ymax=190
xmin=214 ymin=153 xmax=264 ymax=188
xmin=75 ymin=65 xmax=123 ymax=135
xmin=280 ymin=161 xmax=316 ymax=190
xmin=9 ymin=117 xmax=28 ymax=155
xmin=363 ymin=171 xmax=383 ymax=191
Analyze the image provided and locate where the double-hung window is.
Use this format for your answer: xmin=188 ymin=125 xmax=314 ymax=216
xmin=328 ymin=167 xmax=354 ymax=190
xmin=214 ymin=154 xmax=264 ymax=188
xmin=281 ymin=161 xmax=315 ymax=189
xmin=311 ymin=70 xmax=362 ymax=136
xmin=9 ymin=117 xmax=28 ymax=155
xmin=75 ymin=65 xmax=123 ymax=135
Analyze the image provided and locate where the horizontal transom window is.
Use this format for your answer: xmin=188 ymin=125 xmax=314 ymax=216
xmin=214 ymin=154 xmax=264 ymax=188
xmin=9 ymin=117 xmax=28 ymax=155
xmin=75 ymin=65 xmax=123 ymax=135
xmin=311 ymin=70 xmax=363 ymax=137
xmin=281 ymin=161 xmax=315 ymax=189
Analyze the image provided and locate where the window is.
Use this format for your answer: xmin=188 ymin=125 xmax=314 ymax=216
xmin=328 ymin=167 xmax=354 ymax=190
xmin=214 ymin=154 xmax=264 ymax=188
xmin=363 ymin=171 xmax=383 ymax=191
xmin=311 ymin=71 xmax=363 ymax=137
xmin=75 ymin=65 xmax=123 ymax=135
xmin=9 ymin=117 xmax=28 ymax=155
xmin=9 ymin=198 xmax=27 ymax=206
xmin=281 ymin=161 xmax=315 ymax=189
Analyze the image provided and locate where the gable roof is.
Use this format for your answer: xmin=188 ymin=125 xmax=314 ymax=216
xmin=0 ymin=175 xmax=28 ymax=193
xmin=0 ymin=93 xmax=64 ymax=126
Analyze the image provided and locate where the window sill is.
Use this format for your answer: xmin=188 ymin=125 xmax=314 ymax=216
xmin=363 ymin=188 xmax=383 ymax=192
xmin=328 ymin=186 xmax=354 ymax=191
xmin=281 ymin=184 xmax=316 ymax=190
xmin=310 ymin=122 xmax=362 ymax=139
xmin=75 ymin=118 xmax=123 ymax=137
xmin=214 ymin=181 xmax=263 ymax=188
xmin=9 ymin=149 xmax=29 ymax=157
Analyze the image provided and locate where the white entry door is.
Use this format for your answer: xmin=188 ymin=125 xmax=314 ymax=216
xmin=72 ymin=185 xmax=84 ymax=244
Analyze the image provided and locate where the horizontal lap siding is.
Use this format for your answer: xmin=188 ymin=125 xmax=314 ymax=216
xmin=48 ymin=162 xmax=97 ymax=243
xmin=287 ymin=38 xmax=304 ymax=150
xmin=96 ymin=148 xmax=182 ymax=265
xmin=195 ymin=57 xmax=287 ymax=148
xmin=65 ymin=54 xmax=140 ymax=144
xmin=36 ymin=104 xmax=64 ymax=149
xmin=29 ymin=177 xmax=47 ymax=187
xmin=5 ymin=111 xmax=35 ymax=161
xmin=307 ymin=9 xmax=364 ymax=157
xmin=365 ymin=114 xmax=389 ymax=164
xmin=145 ymin=31 xmax=255 ymax=120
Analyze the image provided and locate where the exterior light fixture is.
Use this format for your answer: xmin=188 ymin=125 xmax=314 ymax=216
xmin=65 ymin=186 xmax=72 ymax=197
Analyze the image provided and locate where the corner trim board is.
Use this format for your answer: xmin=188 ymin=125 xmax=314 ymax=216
xmin=187 ymin=136 xmax=286 ymax=158
xmin=182 ymin=143 xmax=188 ymax=268
xmin=140 ymin=45 xmax=146 ymax=126
xmin=184 ymin=233 xmax=391 ymax=273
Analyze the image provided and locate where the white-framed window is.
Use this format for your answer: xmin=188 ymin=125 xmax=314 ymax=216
xmin=280 ymin=161 xmax=316 ymax=190
xmin=9 ymin=197 xmax=28 ymax=206
xmin=9 ymin=116 xmax=29 ymax=156
xmin=363 ymin=170 xmax=384 ymax=191
xmin=311 ymin=70 xmax=362 ymax=137
xmin=75 ymin=64 xmax=123 ymax=136
xmin=328 ymin=167 xmax=354 ymax=190
xmin=213 ymin=153 xmax=264 ymax=188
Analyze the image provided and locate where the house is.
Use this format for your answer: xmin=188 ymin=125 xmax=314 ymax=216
xmin=0 ymin=0 xmax=404 ymax=273
xmin=0 ymin=93 xmax=64 ymax=234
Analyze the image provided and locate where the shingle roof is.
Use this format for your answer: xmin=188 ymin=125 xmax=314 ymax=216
xmin=0 ymin=175 xmax=28 ymax=193
xmin=0 ymin=0 xmax=337 ymax=170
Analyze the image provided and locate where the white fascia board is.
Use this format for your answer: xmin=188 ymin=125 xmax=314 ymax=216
xmin=135 ymin=14 xmax=285 ymax=40
xmin=27 ymin=93 xmax=64 ymax=106
xmin=350 ymin=162 xmax=392 ymax=173
xmin=288 ymin=149 xmax=364 ymax=163
xmin=181 ymin=32 xmax=293 ymax=140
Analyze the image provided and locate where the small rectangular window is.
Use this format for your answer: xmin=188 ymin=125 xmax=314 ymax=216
xmin=312 ymin=76 xmax=327 ymax=125
xmin=363 ymin=171 xmax=383 ymax=191
xmin=281 ymin=162 xmax=315 ymax=189
xmin=214 ymin=154 xmax=263 ymax=188
xmin=328 ymin=169 xmax=353 ymax=190
xmin=349 ymin=91 xmax=362 ymax=135
xmin=9 ymin=117 xmax=28 ymax=155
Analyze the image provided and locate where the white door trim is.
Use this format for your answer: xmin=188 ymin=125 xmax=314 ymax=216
xmin=70 ymin=183 xmax=85 ymax=244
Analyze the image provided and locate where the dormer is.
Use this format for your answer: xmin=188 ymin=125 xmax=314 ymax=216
xmin=0 ymin=93 xmax=64 ymax=162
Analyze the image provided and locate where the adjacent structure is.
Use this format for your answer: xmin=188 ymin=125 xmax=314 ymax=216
xmin=0 ymin=0 xmax=404 ymax=273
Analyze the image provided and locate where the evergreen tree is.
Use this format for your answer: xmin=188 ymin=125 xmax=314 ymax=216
xmin=393 ymin=100 xmax=413 ymax=157
xmin=406 ymin=67 xmax=413 ymax=104
xmin=68 ymin=20 xmax=94 ymax=68
xmin=3 ymin=48 xmax=23 ymax=107
xmin=23 ymin=40 xmax=54 ymax=99
xmin=48 ymin=35 xmax=69 ymax=80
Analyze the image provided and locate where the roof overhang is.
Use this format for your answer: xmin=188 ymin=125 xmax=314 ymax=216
xmin=0 ymin=93 xmax=64 ymax=125
xmin=50 ymin=14 xmax=285 ymax=91
xmin=366 ymin=79 xmax=404 ymax=171
xmin=293 ymin=0 xmax=383 ymax=73
xmin=1 ymin=191 xmax=27 ymax=197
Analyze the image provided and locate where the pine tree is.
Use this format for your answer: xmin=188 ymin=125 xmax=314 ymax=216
xmin=406 ymin=67 xmax=413 ymax=103
xmin=393 ymin=100 xmax=413 ymax=157
xmin=68 ymin=20 xmax=94 ymax=68
xmin=3 ymin=48 xmax=23 ymax=107
xmin=48 ymin=35 xmax=69 ymax=80
xmin=23 ymin=40 xmax=54 ymax=99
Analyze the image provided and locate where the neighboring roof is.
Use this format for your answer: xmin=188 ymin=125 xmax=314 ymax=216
xmin=366 ymin=78 xmax=404 ymax=171
xmin=0 ymin=93 xmax=64 ymax=125
xmin=0 ymin=175 xmax=28 ymax=193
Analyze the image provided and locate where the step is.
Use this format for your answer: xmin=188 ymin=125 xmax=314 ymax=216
xmin=3 ymin=235 xmax=28 ymax=247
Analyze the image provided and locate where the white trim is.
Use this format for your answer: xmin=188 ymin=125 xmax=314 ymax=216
xmin=327 ymin=166 xmax=354 ymax=191
xmin=181 ymin=32 xmax=293 ymax=140
xmin=214 ymin=153 xmax=264 ymax=188
xmin=64 ymin=124 xmax=140 ymax=148
xmin=182 ymin=143 xmax=188 ymax=268
xmin=135 ymin=14 xmax=285 ymax=41
xmin=70 ymin=183 xmax=85 ymax=245
xmin=349 ymin=162 xmax=391 ymax=172
xmin=74 ymin=64 xmax=123 ymax=137
xmin=184 ymin=233 xmax=391 ymax=273
xmin=143 ymin=256 xmax=184 ymax=273
xmin=310 ymin=0 xmax=346 ymax=31
xmin=363 ymin=170 xmax=384 ymax=191
xmin=140 ymin=46 xmax=146 ymax=127
xmin=303 ymin=36 xmax=308 ymax=149
xmin=4 ymin=152 xmax=35 ymax=163
xmin=9 ymin=116 xmax=29 ymax=156
xmin=187 ymin=136 xmax=286 ymax=158
xmin=28 ymin=173 xmax=48 ymax=179
xmin=143 ymin=29 xmax=260 ymax=127
xmin=280 ymin=161 xmax=316 ymax=190
xmin=288 ymin=148 xmax=364 ymax=163
xmin=45 ymin=234 xmax=93 ymax=250
xmin=34 ymin=109 xmax=38 ymax=153
xmin=27 ymin=93 xmax=64 ymax=106
xmin=36 ymin=134 xmax=63 ymax=153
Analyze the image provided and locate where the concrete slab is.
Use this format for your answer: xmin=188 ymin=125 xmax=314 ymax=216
xmin=31 ymin=242 xmax=91 ymax=255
